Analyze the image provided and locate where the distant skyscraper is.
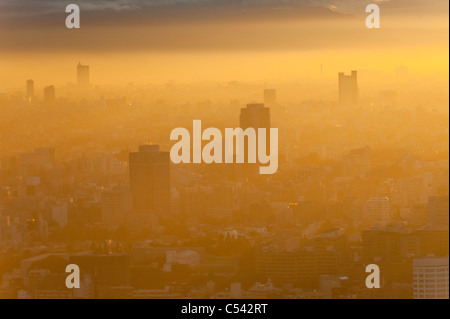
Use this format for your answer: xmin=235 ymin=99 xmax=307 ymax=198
xmin=240 ymin=103 xmax=270 ymax=133
xmin=26 ymin=79 xmax=34 ymax=101
xmin=263 ymin=89 xmax=277 ymax=107
xmin=129 ymin=145 xmax=170 ymax=218
xmin=338 ymin=71 xmax=358 ymax=107
xmin=77 ymin=62 xmax=90 ymax=89
xmin=43 ymin=85 xmax=55 ymax=105
xmin=239 ymin=103 xmax=271 ymax=167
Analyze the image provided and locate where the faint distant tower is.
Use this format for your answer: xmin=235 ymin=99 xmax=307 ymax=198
xmin=77 ymin=62 xmax=90 ymax=89
xmin=263 ymin=89 xmax=277 ymax=107
xmin=129 ymin=145 xmax=170 ymax=218
xmin=338 ymin=71 xmax=358 ymax=108
xmin=43 ymin=85 xmax=55 ymax=105
xmin=26 ymin=79 xmax=34 ymax=101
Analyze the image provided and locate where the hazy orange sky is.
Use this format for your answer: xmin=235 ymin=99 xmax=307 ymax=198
xmin=0 ymin=0 xmax=448 ymax=87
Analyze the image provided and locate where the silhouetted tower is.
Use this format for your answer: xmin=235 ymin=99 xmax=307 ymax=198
xmin=338 ymin=71 xmax=358 ymax=108
xmin=26 ymin=79 xmax=34 ymax=101
xmin=77 ymin=62 xmax=90 ymax=89
xmin=239 ymin=103 xmax=271 ymax=164
xmin=129 ymin=145 xmax=170 ymax=218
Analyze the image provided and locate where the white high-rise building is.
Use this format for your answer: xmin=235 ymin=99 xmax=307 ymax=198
xmin=413 ymin=257 xmax=449 ymax=299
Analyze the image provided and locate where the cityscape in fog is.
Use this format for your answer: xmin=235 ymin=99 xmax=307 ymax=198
xmin=0 ymin=0 xmax=448 ymax=300
xmin=0 ymin=60 xmax=448 ymax=299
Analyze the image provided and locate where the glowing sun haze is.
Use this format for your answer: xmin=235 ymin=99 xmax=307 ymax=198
xmin=0 ymin=0 xmax=448 ymax=87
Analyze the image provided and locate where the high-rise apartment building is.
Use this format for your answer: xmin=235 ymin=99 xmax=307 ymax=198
xmin=77 ymin=63 xmax=90 ymax=89
xmin=338 ymin=71 xmax=358 ymax=107
xmin=240 ymin=103 xmax=270 ymax=130
xmin=239 ymin=103 xmax=271 ymax=165
xmin=129 ymin=145 xmax=170 ymax=218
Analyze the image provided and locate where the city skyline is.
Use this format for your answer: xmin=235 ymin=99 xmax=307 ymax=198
xmin=0 ymin=0 xmax=448 ymax=301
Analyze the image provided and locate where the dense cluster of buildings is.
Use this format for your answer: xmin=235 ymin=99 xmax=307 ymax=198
xmin=0 ymin=66 xmax=448 ymax=299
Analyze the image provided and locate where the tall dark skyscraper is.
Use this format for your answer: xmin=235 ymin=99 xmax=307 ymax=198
xmin=129 ymin=145 xmax=170 ymax=218
xmin=239 ymin=103 xmax=271 ymax=166
xmin=240 ymin=103 xmax=271 ymax=131
xmin=338 ymin=71 xmax=358 ymax=108
xmin=26 ymin=79 xmax=34 ymax=101
xmin=77 ymin=63 xmax=90 ymax=89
